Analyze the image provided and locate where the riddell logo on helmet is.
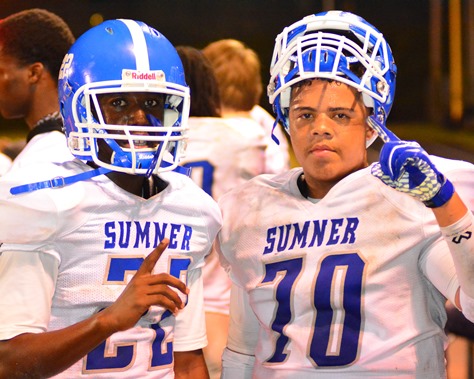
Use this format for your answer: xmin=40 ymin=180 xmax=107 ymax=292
xmin=122 ymin=70 xmax=165 ymax=82
xmin=131 ymin=72 xmax=156 ymax=80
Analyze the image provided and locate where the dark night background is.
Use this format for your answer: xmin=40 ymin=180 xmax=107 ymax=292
xmin=0 ymin=0 xmax=429 ymax=126
xmin=0 ymin=1 xmax=463 ymax=135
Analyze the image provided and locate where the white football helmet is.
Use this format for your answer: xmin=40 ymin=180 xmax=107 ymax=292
xmin=268 ymin=10 xmax=397 ymax=146
xmin=59 ymin=19 xmax=190 ymax=175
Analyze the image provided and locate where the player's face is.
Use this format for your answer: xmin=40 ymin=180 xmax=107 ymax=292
xmin=0 ymin=48 xmax=33 ymax=119
xmin=288 ymin=79 xmax=374 ymax=198
xmin=97 ymin=92 xmax=165 ymax=149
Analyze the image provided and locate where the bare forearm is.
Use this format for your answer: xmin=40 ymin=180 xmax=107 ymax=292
xmin=174 ymin=350 xmax=210 ymax=379
xmin=432 ymin=192 xmax=468 ymax=227
xmin=0 ymin=311 xmax=116 ymax=378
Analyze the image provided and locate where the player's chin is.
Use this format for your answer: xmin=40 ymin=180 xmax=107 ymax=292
xmin=305 ymin=160 xmax=346 ymax=179
xmin=305 ymin=154 xmax=337 ymax=169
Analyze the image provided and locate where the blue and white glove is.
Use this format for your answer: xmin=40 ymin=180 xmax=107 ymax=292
xmin=368 ymin=116 xmax=454 ymax=208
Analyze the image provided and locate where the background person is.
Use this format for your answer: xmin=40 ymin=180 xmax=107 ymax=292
xmin=0 ymin=8 xmax=75 ymax=170
xmin=202 ymin=38 xmax=290 ymax=175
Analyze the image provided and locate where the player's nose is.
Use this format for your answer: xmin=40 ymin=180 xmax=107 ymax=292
xmin=310 ymin=114 xmax=333 ymax=137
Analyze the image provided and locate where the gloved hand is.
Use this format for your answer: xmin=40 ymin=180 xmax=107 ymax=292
xmin=368 ymin=116 xmax=454 ymax=208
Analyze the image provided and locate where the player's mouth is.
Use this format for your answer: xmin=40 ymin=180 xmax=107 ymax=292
xmin=123 ymin=140 xmax=157 ymax=149
xmin=131 ymin=139 xmax=150 ymax=148
xmin=115 ymin=133 xmax=158 ymax=149
xmin=309 ymin=144 xmax=335 ymax=156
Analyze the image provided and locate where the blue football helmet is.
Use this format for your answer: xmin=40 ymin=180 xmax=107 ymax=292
xmin=268 ymin=10 xmax=397 ymax=146
xmin=58 ymin=19 xmax=190 ymax=175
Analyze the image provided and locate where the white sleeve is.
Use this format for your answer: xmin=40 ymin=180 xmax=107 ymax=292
xmin=173 ymin=266 xmax=207 ymax=352
xmin=221 ymin=347 xmax=255 ymax=379
xmin=440 ymin=211 xmax=474 ymax=299
xmin=0 ymin=162 xmax=88 ymax=246
xmin=227 ymin=283 xmax=259 ymax=355
xmin=202 ymin=248 xmax=231 ymax=315
xmin=420 ymin=237 xmax=459 ymax=304
xmin=227 ymin=284 xmax=259 ymax=355
xmin=0 ymin=250 xmax=58 ymax=340
xmin=422 ymin=211 xmax=474 ymax=321
xmin=220 ymin=283 xmax=259 ymax=378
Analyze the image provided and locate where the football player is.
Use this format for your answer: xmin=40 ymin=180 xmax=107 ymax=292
xmin=0 ymin=19 xmax=221 ymax=378
xmin=216 ymin=10 xmax=474 ymax=378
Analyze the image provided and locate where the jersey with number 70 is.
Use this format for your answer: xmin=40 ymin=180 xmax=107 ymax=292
xmin=216 ymin=157 xmax=474 ymax=378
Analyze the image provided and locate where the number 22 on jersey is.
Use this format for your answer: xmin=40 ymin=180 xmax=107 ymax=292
xmin=83 ymin=255 xmax=191 ymax=373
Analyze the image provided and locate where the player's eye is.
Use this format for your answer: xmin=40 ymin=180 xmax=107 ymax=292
xmin=334 ymin=113 xmax=349 ymax=120
xmin=144 ymin=99 xmax=158 ymax=108
xmin=111 ymin=98 xmax=127 ymax=108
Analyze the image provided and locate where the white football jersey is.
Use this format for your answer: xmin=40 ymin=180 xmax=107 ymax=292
xmin=9 ymin=130 xmax=74 ymax=171
xmin=182 ymin=116 xmax=267 ymax=200
xmin=250 ymin=105 xmax=290 ymax=175
xmin=182 ymin=116 xmax=267 ymax=314
xmin=217 ymin=157 xmax=474 ymax=378
xmin=0 ymin=159 xmax=222 ymax=378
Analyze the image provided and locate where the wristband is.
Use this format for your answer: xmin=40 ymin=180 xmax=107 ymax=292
xmin=422 ymin=175 xmax=455 ymax=208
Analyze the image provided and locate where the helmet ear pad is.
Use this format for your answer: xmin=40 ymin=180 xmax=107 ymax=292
xmin=164 ymin=107 xmax=179 ymax=126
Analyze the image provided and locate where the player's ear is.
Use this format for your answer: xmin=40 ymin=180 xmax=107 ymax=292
xmin=365 ymin=124 xmax=376 ymax=142
xmin=365 ymin=108 xmax=376 ymax=143
xmin=28 ymin=62 xmax=45 ymax=84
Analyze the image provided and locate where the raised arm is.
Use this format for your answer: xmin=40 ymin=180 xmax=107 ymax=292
xmin=369 ymin=116 xmax=474 ymax=314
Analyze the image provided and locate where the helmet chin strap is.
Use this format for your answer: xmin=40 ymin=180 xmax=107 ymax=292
xmin=106 ymin=137 xmax=136 ymax=168
xmin=107 ymin=137 xmax=190 ymax=177
xmin=145 ymin=140 xmax=164 ymax=177
xmin=9 ymin=113 xmax=193 ymax=195
xmin=104 ymin=130 xmax=162 ymax=175
xmin=270 ymin=119 xmax=281 ymax=145
xmin=8 ymin=154 xmax=191 ymax=195
xmin=10 ymin=166 xmax=112 ymax=195
xmin=105 ymin=137 xmax=154 ymax=172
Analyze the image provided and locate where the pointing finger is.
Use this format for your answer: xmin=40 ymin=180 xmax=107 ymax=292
xmin=137 ymin=238 xmax=170 ymax=275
